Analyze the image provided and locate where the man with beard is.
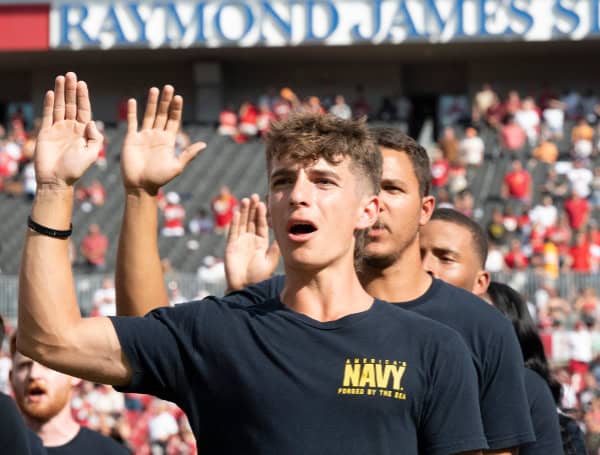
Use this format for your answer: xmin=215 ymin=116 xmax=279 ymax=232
xmin=210 ymin=129 xmax=535 ymax=454
xmin=10 ymin=335 xmax=129 ymax=454
xmin=0 ymin=315 xmax=45 ymax=454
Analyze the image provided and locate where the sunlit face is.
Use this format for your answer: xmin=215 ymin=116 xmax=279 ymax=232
xmin=363 ymin=148 xmax=433 ymax=268
xmin=10 ymin=352 xmax=75 ymax=424
xmin=420 ymin=220 xmax=487 ymax=295
xmin=267 ymin=155 xmax=377 ymax=271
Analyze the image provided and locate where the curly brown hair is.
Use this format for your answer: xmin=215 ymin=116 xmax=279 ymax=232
xmin=265 ymin=113 xmax=381 ymax=195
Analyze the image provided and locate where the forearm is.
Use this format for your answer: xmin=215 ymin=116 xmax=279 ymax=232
xmin=116 ymin=189 xmax=169 ymax=316
xmin=18 ymin=185 xmax=81 ymax=357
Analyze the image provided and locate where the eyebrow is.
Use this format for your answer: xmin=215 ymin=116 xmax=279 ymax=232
xmin=431 ymin=247 xmax=461 ymax=258
xmin=270 ymin=168 xmax=296 ymax=181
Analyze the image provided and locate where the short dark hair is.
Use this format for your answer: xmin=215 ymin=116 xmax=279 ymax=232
xmin=370 ymin=127 xmax=431 ymax=197
xmin=430 ymin=208 xmax=488 ymax=267
xmin=265 ymin=113 xmax=381 ymax=194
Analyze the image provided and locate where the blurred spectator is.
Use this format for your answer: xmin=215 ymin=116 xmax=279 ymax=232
xmin=22 ymin=161 xmax=36 ymax=200
xmin=161 ymin=192 xmax=185 ymax=237
xmin=576 ymin=288 xmax=599 ymax=326
xmin=502 ymin=160 xmax=532 ymax=204
xmin=505 ymin=238 xmax=529 ymax=270
xmin=504 ymin=90 xmax=522 ymax=116
xmin=542 ymin=168 xmax=569 ymax=202
xmin=532 ymin=138 xmax=559 ymax=164
xmin=330 ymin=95 xmax=352 ymax=120
xmin=256 ymin=103 xmax=276 ymax=137
xmin=459 ymin=127 xmax=485 ymax=167
xmin=175 ymin=129 xmax=191 ymax=156
xmin=564 ymin=190 xmax=590 ymax=231
xmin=236 ymin=101 xmax=258 ymax=143
xmin=591 ymin=166 xmax=600 ymax=208
xmin=499 ymin=115 xmax=527 ymax=154
xmin=77 ymin=179 xmax=106 ymax=213
xmin=352 ymin=85 xmax=371 ymax=119
xmin=92 ymin=277 xmax=117 ymax=317
xmin=438 ymin=126 xmax=460 ymax=164
xmin=567 ymin=159 xmax=594 ymax=199
xmin=582 ymin=89 xmax=599 ymax=124
xmin=530 ymin=195 xmax=558 ymax=229
xmin=485 ymin=242 xmax=505 ymax=273
xmin=472 ymin=83 xmax=497 ymax=124
xmin=197 ymin=255 xmax=226 ymax=290
xmin=487 ymin=208 xmax=508 ymax=245
xmin=562 ymin=89 xmax=582 ymax=120
xmin=395 ymin=94 xmax=412 ymax=124
xmin=570 ymin=232 xmax=592 ymax=273
xmin=9 ymin=336 xmax=129 ymax=453
xmin=453 ymin=189 xmax=475 ymax=217
xmin=80 ymin=224 xmax=109 ymax=271
xmin=514 ymin=96 xmax=541 ymax=146
xmin=542 ymin=97 xmax=565 ymax=140
xmin=430 ymin=147 xmax=450 ymax=193
xmin=571 ymin=117 xmax=594 ymax=143
xmin=188 ymin=208 xmax=213 ymax=235
xmin=376 ymin=97 xmax=396 ymax=122
xmin=218 ymin=105 xmax=237 ymax=136
xmin=148 ymin=401 xmax=179 ymax=453
xmin=168 ymin=281 xmax=188 ymax=306
xmin=211 ymin=186 xmax=237 ymax=235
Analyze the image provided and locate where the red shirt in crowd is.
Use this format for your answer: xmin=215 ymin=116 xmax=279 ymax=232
xmin=504 ymin=169 xmax=531 ymax=199
xmin=505 ymin=249 xmax=529 ymax=269
xmin=212 ymin=192 xmax=238 ymax=229
xmin=500 ymin=123 xmax=527 ymax=151
xmin=564 ymin=196 xmax=590 ymax=231
xmin=571 ymin=241 xmax=592 ymax=273
xmin=431 ymin=158 xmax=450 ymax=188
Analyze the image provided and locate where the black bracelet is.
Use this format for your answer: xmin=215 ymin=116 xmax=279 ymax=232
xmin=27 ymin=216 xmax=72 ymax=239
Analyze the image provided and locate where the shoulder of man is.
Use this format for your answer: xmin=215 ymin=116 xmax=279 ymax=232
xmin=69 ymin=426 xmax=130 ymax=453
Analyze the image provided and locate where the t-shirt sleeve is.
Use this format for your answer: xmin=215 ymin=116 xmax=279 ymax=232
xmin=110 ymin=300 xmax=210 ymax=403
xmin=419 ymin=332 xmax=488 ymax=455
xmin=521 ymin=369 xmax=563 ymax=455
xmin=480 ymin=319 xmax=536 ymax=449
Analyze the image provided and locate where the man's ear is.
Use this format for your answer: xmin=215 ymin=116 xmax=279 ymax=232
xmin=473 ymin=270 xmax=491 ymax=297
xmin=420 ymin=195 xmax=435 ymax=226
xmin=356 ymin=195 xmax=380 ymax=230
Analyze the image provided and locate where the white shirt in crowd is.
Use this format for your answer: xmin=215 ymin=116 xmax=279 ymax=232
xmin=529 ymin=204 xmax=558 ymax=229
xmin=460 ymin=136 xmax=485 ymax=166
xmin=568 ymin=167 xmax=594 ymax=198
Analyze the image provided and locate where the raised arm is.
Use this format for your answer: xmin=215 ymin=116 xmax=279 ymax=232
xmin=116 ymin=86 xmax=205 ymax=316
xmin=225 ymin=193 xmax=280 ymax=292
xmin=18 ymin=72 xmax=130 ymax=385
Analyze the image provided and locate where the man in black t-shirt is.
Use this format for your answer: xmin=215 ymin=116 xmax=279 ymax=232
xmin=220 ymin=129 xmax=535 ymax=454
xmin=18 ymin=74 xmax=485 ymax=454
xmin=9 ymin=335 xmax=129 ymax=454
xmin=0 ymin=315 xmax=46 ymax=455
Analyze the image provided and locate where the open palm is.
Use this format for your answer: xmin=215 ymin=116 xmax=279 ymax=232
xmin=35 ymin=73 xmax=102 ymax=187
xmin=121 ymin=86 xmax=205 ymax=194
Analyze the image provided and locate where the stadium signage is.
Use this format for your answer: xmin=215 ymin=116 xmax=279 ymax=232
xmin=51 ymin=0 xmax=600 ymax=49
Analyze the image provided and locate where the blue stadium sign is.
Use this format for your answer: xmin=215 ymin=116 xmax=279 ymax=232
xmin=50 ymin=0 xmax=600 ymax=49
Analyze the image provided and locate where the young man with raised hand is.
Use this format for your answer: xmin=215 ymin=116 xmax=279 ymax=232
xmin=220 ymin=129 xmax=536 ymax=454
xmin=18 ymin=72 xmax=485 ymax=454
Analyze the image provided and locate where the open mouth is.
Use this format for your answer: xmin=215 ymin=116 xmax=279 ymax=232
xmin=289 ymin=223 xmax=317 ymax=235
xmin=26 ymin=383 xmax=47 ymax=400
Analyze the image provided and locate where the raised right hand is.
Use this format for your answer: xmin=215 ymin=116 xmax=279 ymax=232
xmin=34 ymin=72 xmax=103 ymax=189
xmin=121 ymin=86 xmax=205 ymax=195
xmin=225 ymin=194 xmax=280 ymax=291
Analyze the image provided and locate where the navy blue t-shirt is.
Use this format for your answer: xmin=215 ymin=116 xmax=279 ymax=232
xmin=519 ymin=369 xmax=562 ymax=455
xmin=46 ymin=427 xmax=129 ymax=454
xmin=233 ymin=276 xmax=535 ymax=450
xmin=111 ymin=296 xmax=487 ymax=455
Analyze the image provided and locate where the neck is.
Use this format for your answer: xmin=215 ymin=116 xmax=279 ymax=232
xmin=360 ymin=240 xmax=432 ymax=303
xmin=281 ymin=256 xmax=373 ymax=322
xmin=26 ymin=404 xmax=80 ymax=447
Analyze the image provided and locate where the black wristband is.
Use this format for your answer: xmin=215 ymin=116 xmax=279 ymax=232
xmin=27 ymin=216 xmax=72 ymax=239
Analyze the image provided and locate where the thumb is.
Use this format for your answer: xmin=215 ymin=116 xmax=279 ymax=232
xmin=178 ymin=141 xmax=206 ymax=168
xmin=85 ymin=121 xmax=104 ymax=157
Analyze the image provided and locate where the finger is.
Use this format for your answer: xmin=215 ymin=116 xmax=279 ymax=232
xmin=166 ymin=94 xmax=183 ymax=133
xmin=64 ymin=72 xmax=78 ymax=120
xmin=127 ymin=99 xmax=138 ymax=134
xmin=237 ymin=198 xmax=250 ymax=235
xmin=85 ymin=121 xmax=104 ymax=160
xmin=154 ymin=85 xmax=174 ymax=130
xmin=141 ymin=87 xmax=159 ymax=130
xmin=41 ymin=90 xmax=55 ymax=130
xmin=247 ymin=194 xmax=259 ymax=235
xmin=76 ymin=81 xmax=92 ymax=123
xmin=255 ymin=200 xmax=270 ymax=239
xmin=53 ymin=75 xmax=66 ymax=122
xmin=178 ymin=141 xmax=205 ymax=168
xmin=227 ymin=208 xmax=241 ymax=244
